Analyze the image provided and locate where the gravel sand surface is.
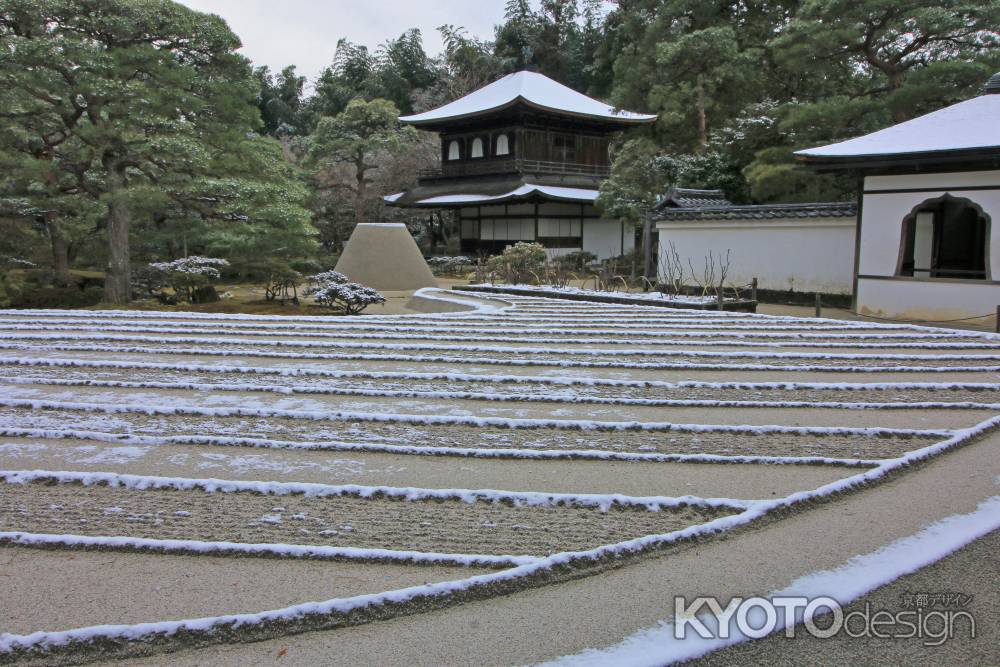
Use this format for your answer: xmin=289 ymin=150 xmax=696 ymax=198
xmin=0 ymin=405 xmax=939 ymax=458
xmin=0 ymin=383 xmax=990 ymax=428
xmin=689 ymin=529 xmax=1000 ymax=666
xmin=0 ymin=546 xmax=485 ymax=636
xmin=0 ymin=437 xmax=859 ymax=499
xmin=8 ymin=350 xmax=998 ymax=383
xmin=6 ymin=364 xmax=1000 ymax=405
xmin=0 ymin=480 xmax=732 ymax=556
xmin=3 ymin=294 xmax=998 ymax=665
xmin=116 ymin=425 xmax=1000 ymax=667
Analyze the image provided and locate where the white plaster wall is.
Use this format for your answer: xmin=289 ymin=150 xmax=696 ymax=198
xmin=857 ymin=170 xmax=1000 ymax=320
xmin=858 ymin=171 xmax=1000 ymax=277
xmin=857 ymin=278 xmax=1000 ymax=321
xmin=654 ymin=218 xmax=856 ymax=294
xmin=583 ymin=219 xmax=632 ymax=259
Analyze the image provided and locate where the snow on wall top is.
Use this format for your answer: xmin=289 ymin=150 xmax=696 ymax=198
xmin=399 ymin=71 xmax=657 ymax=126
xmin=796 ymin=94 xmax=1000 ymax=160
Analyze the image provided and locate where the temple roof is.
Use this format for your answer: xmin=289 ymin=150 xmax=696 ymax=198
xmin=651 ymin=201 xmax=857 ymax=222
xmin=654 ymin=188 xmax=732 ymax=210
xmin=796 ymin=90 xmax=1000 ymax=168
xmin=385 ymin=180 xmax=598 ymax=208
xmin=399 ymin=71 xmax=657 ymax=128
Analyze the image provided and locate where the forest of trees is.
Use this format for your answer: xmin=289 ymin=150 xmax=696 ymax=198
xmin=1 ymin=0 xmax=998 ymax=303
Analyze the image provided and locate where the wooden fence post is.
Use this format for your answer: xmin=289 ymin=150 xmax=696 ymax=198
xmin=815 ymin=293 xmax=822 ymax=318
xmin=751 ymin=277 xmax=758 ymax=303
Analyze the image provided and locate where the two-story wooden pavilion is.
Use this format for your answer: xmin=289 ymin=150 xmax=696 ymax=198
xmin=384 ymin=71 xmax=656 ymax=259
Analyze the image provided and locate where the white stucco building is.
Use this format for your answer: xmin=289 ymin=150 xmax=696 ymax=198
xmin=650 ymin=189 xmax=857 ymax=296
xmin=796 ymin=73 xmax=1000 ymax=321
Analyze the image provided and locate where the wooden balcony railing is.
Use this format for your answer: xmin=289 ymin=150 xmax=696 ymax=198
xmin=418 ymin=158 xmax=610 ymax=181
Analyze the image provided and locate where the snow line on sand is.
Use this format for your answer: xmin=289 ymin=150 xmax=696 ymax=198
xmin=3 ymin=357 xmax=998 ymax=392
xmin=0 ymin=398 xmax=953 ymax=437
xmin=0 ymin=305 xmax=862 ymax=323
xmin=0 ymin=531 xmax=538 ymax=568
xmin=1 ymin=324 xmax=995 ymax=349
xmin=6 ymin=376 xmax=1000 ymax=411
xmin=0 ymin=427 xmax=885 ymax=467
xmin=458 ymin=293 xmax=984 ymax=332
xmin=0 ymin=307 xmax=950 ymax=332
xmin=0 ymin=320 xmax=1000 ymax=349
xmin=410 ymin=287 xmax=510 ymax=314
xmin=2 ymin=342 xmax=995 ymax=373
xmin=545 ymin=494 xmax=1000 ymax=667
xmin=7 ymin=333 xmax=1000 ymax=361
xmin=0 ymin=469 xmax=750 ymax=512
xmin=1 ymin=415 xmax=995 ymax=658
xmin=0 ymin=319 xmax=984 ymax=340
xmin=10 ymin=332 xmax=999 ymax=361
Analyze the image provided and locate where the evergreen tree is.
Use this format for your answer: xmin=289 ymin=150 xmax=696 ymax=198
xmin=305 ymin=98 xmax=417 ymax=231
xmin=255 ymin=65 xmax=307 ymax=137
xmin=0 ymin=0 xmax=314 ymax=302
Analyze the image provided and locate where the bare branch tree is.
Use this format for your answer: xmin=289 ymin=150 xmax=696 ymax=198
xmin=658 ymin=241 xmax=685 ymax=296
xmin=715 ymin=249 xmax=731 ymax=310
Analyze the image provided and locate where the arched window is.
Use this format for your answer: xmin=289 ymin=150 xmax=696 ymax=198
xmin=470 ymin=137 xmax=485 ymax=159
xmin=495 ymin=133 xmax=510 ymax=156
xmin=898 ymin=194 xmax=990 ymax=280
xmin=447 ymin=140 xmax=461 ymax=161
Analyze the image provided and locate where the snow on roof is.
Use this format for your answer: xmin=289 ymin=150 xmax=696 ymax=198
xmin=384 ymin=183 xmax=598 ymax=206
xmin=399 ymin=71 xmax=657 ymax=126
xmin=652 ymin=202 xmax=857 ymax=222
xmin=796 ymin=94 xmax=1000 ymax=160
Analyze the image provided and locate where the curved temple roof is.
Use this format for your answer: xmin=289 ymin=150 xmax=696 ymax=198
xmin=384 ymin=183 xmax=598 ymax=207
xmin=796 ymin=94 xmax=1000 ymax=165
xmin=399 ymin=71 xmax=657 ymax=127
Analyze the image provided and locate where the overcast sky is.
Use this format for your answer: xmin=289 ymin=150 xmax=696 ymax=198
xmin=177 ymin=0 xmax=517 ymax=88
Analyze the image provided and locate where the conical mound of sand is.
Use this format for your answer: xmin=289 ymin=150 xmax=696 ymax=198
xmin=334 ymin=223 xmax=437 ymax=291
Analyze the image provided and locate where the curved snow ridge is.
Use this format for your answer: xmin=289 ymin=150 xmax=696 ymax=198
xmin=411 ymin=287 xmax=512 ymax=313
xmin=6 ymin=332 xmax=999 ymax=361
xmin=0 ymin=308 xmax=951 ymax=332
xmin=0 ymin=308 xmax=484 ymax=325
xmin=6 ymin=376 xmax=1000 ymax=411
xmin=460 ymin=293 xmax=974 ymax=331
xmin=4 ymin=357 xmax=998 ymax=392
xmin=0 ymin=531 xmax=537 ymax=568
xmin=544 ymin=494 xmax=1000 ymax=666
xmin=2 ymin=415 xmax=995 ymax=660
xmin=0 ymin=427 xmax=885 ymax=467
xmin=2 ymin=323 xmax=995 ymax=349
xmin=1 ymin=341 xmax=992 ymax=373
xmin=0 ymin=398 xmax=954 ymax=437
xmin=0 ymin=318 xmax=980 ymax=338
xmin=0 ymin=469 xmax=751 ymax=513
xmin=0 ymin=319 xmax=983 ymax=341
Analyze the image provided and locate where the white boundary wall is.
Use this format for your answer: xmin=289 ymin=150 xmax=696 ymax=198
xmin=857 ymin=170 xmax=1000 ymax=320
xmin=583 ymin=218 xmax=632 ymax=260
xmin=654 ymin=217 xmax=855 ymax=294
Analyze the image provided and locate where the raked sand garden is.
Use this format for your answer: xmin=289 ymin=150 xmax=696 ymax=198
xmin=0 ymin=289 xmax=999 ymax=665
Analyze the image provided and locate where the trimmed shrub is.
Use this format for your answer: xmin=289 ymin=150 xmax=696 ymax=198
xmin=485 ymin=242 xmax=547 ymax=284
xmin=146 ymin=256 xmax=228 ymax=303
xmin=306 ymin=272 xmax=384 ymax=315
xmin=427 ymin=255 xmax=472 ymax=276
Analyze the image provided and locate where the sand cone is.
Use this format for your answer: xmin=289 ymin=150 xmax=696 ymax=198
xmin=334 ymin=223 xmax=437 ymax=291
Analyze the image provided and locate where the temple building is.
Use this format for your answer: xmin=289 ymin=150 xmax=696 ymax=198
xmin=384 ymin=71 xmax=656 ymax=259
xmin=796 ymin=72 xmax=1000 ymax=321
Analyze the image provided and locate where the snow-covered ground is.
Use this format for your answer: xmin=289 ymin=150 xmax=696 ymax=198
xmin=464 ymin=283 xmax=738 ymax=305
xmin=0 ymin=292 xmax=998 ymax=663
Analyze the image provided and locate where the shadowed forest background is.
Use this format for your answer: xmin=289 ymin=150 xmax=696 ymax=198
xmin=1 ymin=0 xmax=997 ymax=304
